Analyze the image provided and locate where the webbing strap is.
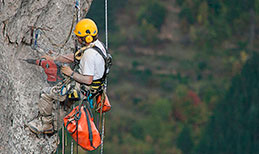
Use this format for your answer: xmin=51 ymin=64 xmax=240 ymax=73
xmin=92 ymin=45 xmax=108 ymax=79
xmin=84 ymin=107 xmax=95 ymax=149
xmin=92 ymin=46 xmax=107 ymax=63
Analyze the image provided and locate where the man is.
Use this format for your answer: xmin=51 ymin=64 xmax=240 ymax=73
xmin=28 ymin=18 xmax=108 ymax=134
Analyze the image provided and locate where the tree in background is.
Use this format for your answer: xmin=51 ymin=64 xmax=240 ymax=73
xmin=177 ymin=0 xmax=259 ymax=50
xmin=86 ymin=0 xmax=128 ymax=34
xmin=177 ymin=126 xmax=194 ymax=154
xmin=136 ymin=0 xmax=167 ymax=45
xmin=194 ymin=53 xmax=259 ymax=154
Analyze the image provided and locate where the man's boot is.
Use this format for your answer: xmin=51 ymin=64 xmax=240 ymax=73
xmin=27 ymin=115 xmax=54 ymax=134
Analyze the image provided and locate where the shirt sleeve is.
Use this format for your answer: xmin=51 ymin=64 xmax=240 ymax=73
xmin=79 ymin=49 xmax=96 ymax=76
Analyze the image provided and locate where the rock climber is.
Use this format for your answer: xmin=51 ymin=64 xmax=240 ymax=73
xmin=27 ymin=18 xmax=108 ymax=134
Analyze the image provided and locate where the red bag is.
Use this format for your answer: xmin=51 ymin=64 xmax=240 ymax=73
xmin=64 ymin=106 xmax=101 ymax=151
xmin=96 ymin=93 xmax=111 ymax=113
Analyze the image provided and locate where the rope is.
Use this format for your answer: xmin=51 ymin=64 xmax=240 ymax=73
xmin=62 ymin=126 xmax=65 ymax=154
xmin=56 ymin=99 xmax=60 ymax=154
xmin=101 ymin=1 xmax=108 ymax=153
xmin=105 ymin=0 xmax=108 ymax=50
xmin=101 ymin=112 xmax=105 ymax=154
xmin=71 ymin=140 xmax=74 ymax=154
xmin=75 ymin=1 xmax=80 ymax=154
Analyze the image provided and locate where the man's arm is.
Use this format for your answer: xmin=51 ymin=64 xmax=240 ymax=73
xmin=61 ymin=66 xmax=93 ymax=85
xmin=55 ymin=53 xmax=74 ymax=63
xmin=41 ymin=53 xmax=74 ymax=63
xmin=71 ymin=72 xmax=93 ymax=85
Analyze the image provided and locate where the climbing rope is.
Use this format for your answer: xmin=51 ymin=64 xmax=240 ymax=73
xmin=105 ymin=0 xmax=108 ymax=50
xmin=74 ymin=1 xmax=80 ymax=154
xmin=100 ymin=0 xmax=109 ymax=154
xmin=62 ymin=126 xmax=65 ymax=154
xmin=74 ymin=0 xmax=80 ymax=52
xmin=56 ymin=98 xmax=60 ymax=154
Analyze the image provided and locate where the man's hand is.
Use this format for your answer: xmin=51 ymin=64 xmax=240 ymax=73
xmin=61 ymin=66 xmax=73 ymax=77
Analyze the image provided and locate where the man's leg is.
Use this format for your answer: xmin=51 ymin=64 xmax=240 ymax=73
xmin=28 ymin=86 xmax=66 ymax=134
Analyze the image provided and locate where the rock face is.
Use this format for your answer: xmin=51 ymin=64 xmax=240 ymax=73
xmin=0 ymin=0 xmax=93 ymax=153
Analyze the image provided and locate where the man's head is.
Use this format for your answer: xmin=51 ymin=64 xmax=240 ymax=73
xmin=74 ymin=18 xmax=98 ymax=45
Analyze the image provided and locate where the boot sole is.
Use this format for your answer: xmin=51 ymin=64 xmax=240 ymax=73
xmin=28 ymin=125 xmax=54 ymax=135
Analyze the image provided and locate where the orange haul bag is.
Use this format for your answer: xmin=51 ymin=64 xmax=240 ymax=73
xmin=64 ymin=105 xmax=101 ymax=151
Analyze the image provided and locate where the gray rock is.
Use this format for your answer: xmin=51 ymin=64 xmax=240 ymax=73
xmin=0 ymin=0 xmax=93 ymax=153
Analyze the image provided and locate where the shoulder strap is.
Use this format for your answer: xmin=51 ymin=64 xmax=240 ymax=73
xmin=92 ymin=46 xmax=108 ymax=81
xmin=73 ymin=44 xmax=111 ymax=82
xmin=92 ymin=46 xmax=107 ymax=62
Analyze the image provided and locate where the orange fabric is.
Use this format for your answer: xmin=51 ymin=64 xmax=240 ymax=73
xmin=96 ymin=93 xmax=111 ymax=113
xmin=64 ymin=106 xmax=101 ymax=151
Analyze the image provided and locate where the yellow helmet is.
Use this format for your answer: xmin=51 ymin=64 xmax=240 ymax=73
xmin=74 ymin=18 xmax=98 ymax=43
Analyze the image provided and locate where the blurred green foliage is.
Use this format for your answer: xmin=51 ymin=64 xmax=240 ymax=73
xmin=137 ymin=0 xmax=167 ymax=30
xmin=86 ymin=0 xmax=128 ymax=33
xmin=195 ymin=53 xmax=259 ymax=154
xmin=176 ymin=0 xmax=259 ymax=50
xmin=88 ymin=0 xmax=167 ymax=46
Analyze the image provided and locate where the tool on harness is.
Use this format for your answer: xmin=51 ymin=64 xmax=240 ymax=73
xmin=21 ymin=58 xmax=64 ymax=85
xmin=68 ymin=89 xmax=81 ymax=101
xmin=64 ymin=103 xmax=101 ymax=151
xmin=59 ymin=80 xmax=81 ymax=105
xmin=87 ymin=93 xmax=94 ymax=109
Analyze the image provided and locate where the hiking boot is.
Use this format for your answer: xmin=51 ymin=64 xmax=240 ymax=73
xmin=27 ymin=116 xmax=54 ymax=134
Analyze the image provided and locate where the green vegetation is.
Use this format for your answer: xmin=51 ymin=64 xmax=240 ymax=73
xmin=195 ymin=53 xmax=259 ymax=154
xmin=137 ymin=0 xmax=167 ymax=30
xmin=176 ymin=0 xmax=259 ymax=50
